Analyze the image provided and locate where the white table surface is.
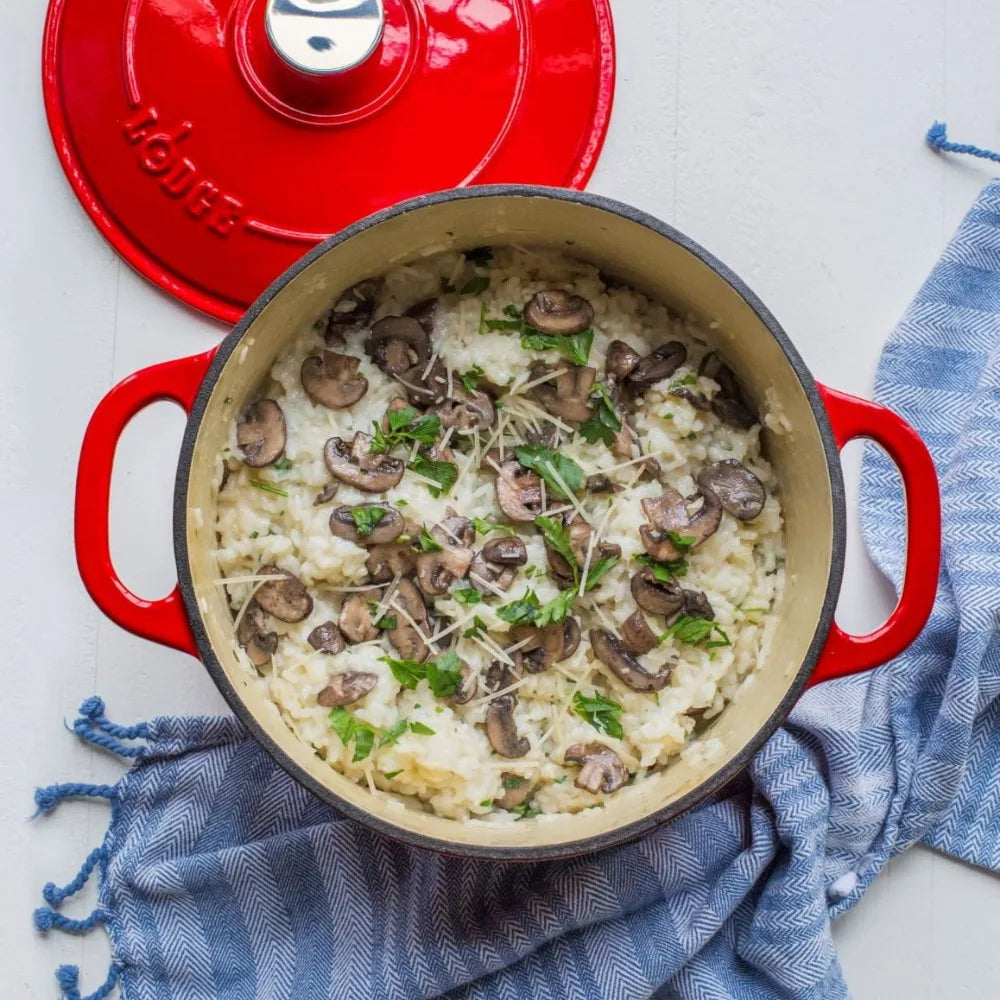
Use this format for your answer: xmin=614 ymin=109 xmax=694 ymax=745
xmin=4 ymin=0 xmax=1000 ymax=996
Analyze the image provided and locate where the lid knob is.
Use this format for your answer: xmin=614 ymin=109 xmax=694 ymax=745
xmin=265 ymin=0 xmax=385 ymax=75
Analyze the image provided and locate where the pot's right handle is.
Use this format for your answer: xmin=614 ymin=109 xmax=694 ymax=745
xmin=808 ymin=384 xmax=940 ymax=686
xmin=75 ymin=350 xmax=217 ymax=657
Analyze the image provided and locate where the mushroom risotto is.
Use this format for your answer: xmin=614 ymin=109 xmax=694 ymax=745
xmin=215 ymin=246 xmax=785 ymax=821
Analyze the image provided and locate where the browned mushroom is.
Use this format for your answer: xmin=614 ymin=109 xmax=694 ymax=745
xmin=432 ymin=509 xmax=476 ymax=548
xmin=625 ymin=342 xmax=687 ymax=392
xmin=430 ymin=385 xmax=496 ymax=434
xmin=524 ymin=425 xmax=560 ymax=448
xmin=681 ymin=588 xmax=715 ymax=620
xmin=670 ymin=386 xmax=712 ymax=410
xmin=482 ymin=537 xmax=527 ymax=565
xmin=329 ymin=503 xmax=404 ymax=545
xmin=621 ymin=611 xmax=657 ymax=655
xmin=486 ymin=695 xmax=530 ymax=758
xmin=585 ymin=474 xmax=619 ymax=495
xmin=379 ymin=398 xmax=413 ymax=434
xmin=544 ymin=515 xmax=620 ymax=586
xmin=524 ymin=290 xmax=594 ymax=335
xmin=366 ymin=316 xmax=431 ymax=377
xmin=607 ymin=340 xmax=641 ymax=379
xmin=468 ymin=551 xmax=517 ymax=594
xmin=338 ymin=593 xmax=379 ymax=643
xmin=630 ymin=568 xmax=685 ymax=618
xmin=589 ymin=628 xmax=673 ymax=692
xmin=324 ymin=279 xmax=382 ymax=342
xmin=530 ymin=365 xmax=596 ymax=423
xmin=416 ymin=546 xmax=474 ymax=597
xmin=324 ymin=432 xmax=404 ymax=492
xmin=404 ymin=297 xmax=438 ymax=334
xmin=317 ymin=671 xmax=377 ymax=708
xmin=696 ymin=460 xmax=766 ymax=521
xmin=494 ymin=459 xmax=544 ymax=522
xmin=313 ymin=483 xmax=339 ymax=506
xmin=300 ymin=351 xmax=368 ymax=409
xmin=564 ymin=742 xmax=628 ymax=793
xmin=495 ymin=773 xmax=532 ymax=810
xmin=236 ymin=603 xmax=277 ymax=667
xmin=237 ymin=400 xmax=286 ymax=468
xmin=485 ymin=659 xmax=521 ymax=694
xmin=699 ymin=352 xmax=757 ymax=429
xmin=449 ymin=663 xmax=479 ymax=705
xmin=639 ymin=489 xmax=721 ymax=561
xmin=387 ymin=579 xmax=432 ymax=662
xmin=398 ymin=357 xmax=450 ymax=406
xmin=365 ymin=543 xmax=417 ymax=583
xmin=255 ymin=566 xmax=313 ymax=623
xmin=307 ymin=621 xmax=346 ymax=655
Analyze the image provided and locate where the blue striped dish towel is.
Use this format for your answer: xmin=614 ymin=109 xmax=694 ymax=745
xmin=33 ymin=180 xmax=1000 ymax=1000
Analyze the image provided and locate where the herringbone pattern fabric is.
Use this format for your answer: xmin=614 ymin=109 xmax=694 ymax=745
xmin=92 ymin=183 xmax=1000 ymax=999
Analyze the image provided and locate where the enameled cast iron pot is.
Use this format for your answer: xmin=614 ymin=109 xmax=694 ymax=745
xmin=75 ymin=187 xmax=941 ymax=860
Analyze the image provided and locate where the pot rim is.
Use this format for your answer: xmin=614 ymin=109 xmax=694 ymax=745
xmin=174 ymin=184 xmax=847 ymax=861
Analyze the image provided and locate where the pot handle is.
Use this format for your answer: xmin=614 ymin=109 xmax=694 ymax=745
xmin=808 ymin=384 xmax=940 ymax=685
xmin=75 ymin=350 xmax=217 ymax=656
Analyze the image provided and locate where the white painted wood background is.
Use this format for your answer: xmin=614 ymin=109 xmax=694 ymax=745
xmin=3 ymin=0 xmax=1000 ymax=996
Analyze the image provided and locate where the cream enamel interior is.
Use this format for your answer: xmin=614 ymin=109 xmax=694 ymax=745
xmin=182 ymin=193 xmax=835 ymax=854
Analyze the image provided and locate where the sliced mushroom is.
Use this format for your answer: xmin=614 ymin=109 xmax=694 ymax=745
xmin=523 ymin=290 xmax=594 ymax=336
xmin=313 ymin=482 xmax=339 ymax=506
xmin=365 ymin=543 xmax=417 ymax=583
xmin=486 ymin=695 xmax=530 ymax=758
xmin=621 ymin=611 xmax=657 ymax=655
xmin=255 ymin=566 xmax=313 ymax=623
xmin=670 ymin=386 xmax=712 ymax=411
xmin=681 ymin=589 xmax=715 ymax=621
xmin=449 ymin=663 xmax=478 ymax=705
xmin=495 ymin=773 xmax=532 ymax=810
xmin=544 ymin=516 xmax=620 ymax=585
xmin=639 ymin=489 xmax=721 ymax=561
xmin=482 ymin=537 xmax=527 ymax=565
xmin=564 ymin=742 xmax=628 ymax=794
xmin=324 ymin=432 xmax=404 ymax=493
xmin=317 ymin=671 xmax=377 ymax=708
xmin=606 ymin=340 xmax=641 ymax=379
xmin=524 ymin=425 xmax=559 ymax=448
xmin=432 ymin=509 xmax=476 ymax=548
xmin=307 ymin=621 xmax=346 ymax=655
xmin=468 ymin=551 xmax=517 ymax=594
xmin=300 ymin=351 xmax=368 ymax=409
xmin=399 ymin=357 xmax=450 ymax=406
xmin=585 ymin=474 xmax=619 ymax=495
xmin=625 ymin=342 xmax=687 ymax=392
xmin=366 ymin=316 xmax=431 ymax=376
xmin=387 ymin=579 xmax=432 ymax=662
xmin=324 ymin=278 xmax=382 ymax=342
xmin=696 ymin=460 xmax=766 ymax=521
xmin=495 ymin=459 xmax=544 ymax=522
xmin=417 ymin=546 xmax=474 ymax=597
xmin=430 ymin=384 xmax=496 ymax=433
xmin=329 ymin=503 xmax=404 ymax=545
xmin=699 ymin=352 xmax=758 ymax=429
xmin=236 ymin=603 xmax=278 ymax=667
xmin=404 ymin=297 xmax=438 ymax=334
xmin=338 ymin=593 xmax=379 ymax=643
xmin=485 ymin=660 xmax=520 ymax=693
xmin=589 ymin=628 xmax=673 ymax=692
xmin=561 ymin=617 xmax=582 ymax=658
xmin=530 ymin=365 xmax=596 ymax=423
xmin=630 ymin=568 xmax=685 ymax=617
xmin=237 ymin=400 xmax=286 ymax=468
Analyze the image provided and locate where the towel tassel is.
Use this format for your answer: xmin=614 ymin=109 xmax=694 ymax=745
xmin=926 ymin=122 xmax=1000 ymax=164
xmin=55 ymin=963 xmax=122 ymax=1000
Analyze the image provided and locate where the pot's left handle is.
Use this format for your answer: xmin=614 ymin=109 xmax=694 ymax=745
xmin=75 ymin=350 xmax=217 ymax=656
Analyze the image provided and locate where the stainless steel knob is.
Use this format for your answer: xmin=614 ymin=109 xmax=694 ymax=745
xmin=265 ymin=0 xmax=385 ymax=76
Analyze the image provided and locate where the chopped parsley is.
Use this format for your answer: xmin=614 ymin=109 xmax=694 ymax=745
xmin=659 ymin=615 xmax=732 ymax=648
xmin=636 ymin=553 xmax=688 ymax=581
xmin=669 ymin=374 xmax=698 ymax=389
xmin=554 ymin=775 xmax=567 ymax=784
xmin=534 ymin=515 xmax=579 ymax=584
xmin=482 ymin=303 xmax=525 ymax=332
xmin=425 ymin=651 xmax=463 ymax=698
xmin=496 ymin=591 xmax=541 ymax=626
xmin=379 ymin=719 xmax=408 ymax=747
xmin=413 ymin=526 xmax=443 ymax=552
xmin=350 ymin=506 xmax=388 ymax=537
xmin=534 ymin=589 xmax=576 ymax=627
xmin=376 ymin=615 xmax=397 ymax=630
xmin=272 ymin=456 xmax=293 ymax=471
xmin=460 ymin=276 xmax=490 ymax=295
xmin=503 ymin=775 xmax=526 ymax=789
xmin=409 ymin=721 xmax=436 ymax=736
xmin=380 ymin=655 xmax=426 ymax=690
xmin=583 ymin=554 xmax=620 ymax=592
xmin=409 ymin=455 xmax=458 ymax=498
xmin=453 ymin=588 xmax=483 ymax=605
xmin=578 ymin=382 xmax=623 ymax=447
xmin=520 ymin=327 xmax=594 ymax=366
xmin=249 ymin=481 xmax=288 ymax=498
xmin=515 ymin=446 xmax=584 ymax=501
xmin=480 ymin=799 xmax=494 ymax=808
xmin=249 ymin=531 xmax=259 ymax=539
xmin=509 ymin=802 xmax=541 ymax=820
xmin=472 ymin=516 xmax=516 ymax=536
xmin=371 ymin=406 xmax=441 ymax=454
xmin=383 ymin=770 xmax=403 ymax=779
xmin=572 ymin=691 xmax=624 ymax=739
xmin=460 ymin=365 xmax=485 ymax=393
xmin=463 ymin=616 xmax=488 ymax=640
xmin=328 ymin=708 xmax=376 ymax=762
xmin=666 ymin=530 xmax=696 ymax=553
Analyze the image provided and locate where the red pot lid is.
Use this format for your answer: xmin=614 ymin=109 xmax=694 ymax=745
xmin=42 ymin=0 xmax=615 ymax=324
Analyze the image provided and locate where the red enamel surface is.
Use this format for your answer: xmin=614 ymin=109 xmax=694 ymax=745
xmin=74 ymin=350 xmax=217 ymax=656
xmin=809 ymin=384 xmax=941 ymax=686
xmin=42 ymin=0 xmax=615 ymax=324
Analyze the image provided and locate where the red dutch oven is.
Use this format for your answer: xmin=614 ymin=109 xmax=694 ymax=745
xmin=74 ymin=188 xmax=940 ymax=859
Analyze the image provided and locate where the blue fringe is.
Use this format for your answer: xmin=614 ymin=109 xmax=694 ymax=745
xmin=926 ymin=121 xmax=1000 ymax=164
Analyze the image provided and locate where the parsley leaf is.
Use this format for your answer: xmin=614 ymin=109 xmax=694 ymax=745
xmin=328 ymin=706 xmax=355 ymax=743
xmin=249 ymin=481 xmax=288 ymax=498
xmin=669 ymin=374 xmax=698 ymax=389
xmin=659 ymin=616 xmax=732 ymax=648
xmin=328 ymin=708 xmax=376 ymax=762
xmin=509 ymin=801 xmax=541 ymax=820
xmin=516 ymin=446 xmax=584 ymax=501
xmin=409 ymin=455 xmax=458 ymax=498
xmin=380 ymin=655 xmax=426 ymax=690
xmin=520 ymin=327 xmax=594 ymax=366
xmin=460 ymin=276 xmax=490 ymax=295
xmin=472 ymin=516 xmax=516 ymax=536
xmin=460 ymin=365 xmax=484 ymax=393
xmin=578 ymin=382 xmax=623 ymax=447
xmin=426 ymin=650 xmax=463 ymax=698
xmin=464 ymin=246 xmax=493 ymax=265
xmin=583 ymin=554 xmax=620 ymax=592
xmin=350 ymin=506 xmax=388 ymax=537
xmin=379 ymin=719 xmax=408 ymax=747
xmin=534 ymin=590 xmax=576 ymax=627
xmin=484 ymin=316 xmax=524 ymax=332
xmin=463 ymin=616 xmax=488 ymax=639
xmin=351 ymin=724 xmax=375 ymax=762
xmin=453 ymin=588 xmax=483 ymax=605
xmin=272 ymin=456 xmax=293 ymax=471
xmin=496 ymin=591 xmax=541 ymax=626
xmin=503 ymin=775 xmax=526 ymax=789
xmin=383 ymin=769 xmax=403 ymax=779
xmin=480 ymin=798 xmax=494 ymax=808
xmin=665 ymin=530 xmax=696 ymax=553
xmin=636 ymin=553 xmax=688 ymax=581
xmin=414 ymin=526 xmax=443 ymax=552
xmin=376 ymin=615 xmax=397 ymax=630
xmin=371 ymin=408 xmax=441 ymax=454
xmin=534 ymin=515 xmax=579 ymax=584
xmin=409 ymin=721 xmax=436 ymax=735
xmin=572 ymin=691 xmax=624 ymax=739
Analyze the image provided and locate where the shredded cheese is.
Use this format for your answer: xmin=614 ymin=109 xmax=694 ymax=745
xmin=389 ymin=598 xmax=440 ymax=654
xmin=421 ymin=351 xmax=440 ymax=380
xmin=468 ymin=572 xmax=508 ymax=599
xmin=542 ymin=461 xmax=593 ymax=526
